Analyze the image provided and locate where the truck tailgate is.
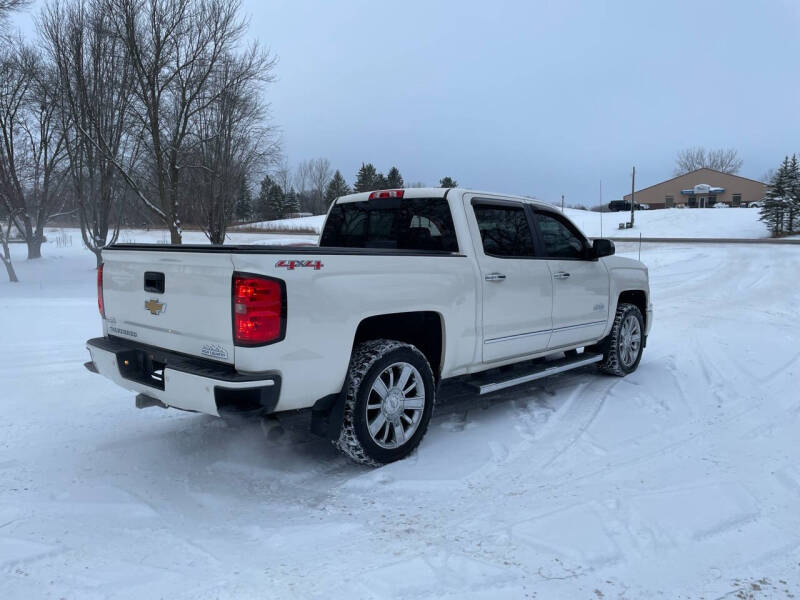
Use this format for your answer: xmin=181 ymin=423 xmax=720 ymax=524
xmin=101 ymin=250 xmax=235 ymax=363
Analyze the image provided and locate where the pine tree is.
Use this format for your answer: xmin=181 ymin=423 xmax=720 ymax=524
xmin=233 ymin=176 xmax=253 ymax=222
xmin=386 ymin=166 xmax=404 ymax=188
xmin=760 ymin=157 xmax=790 ymax=237
xmin=257 ymin=174 xmax=276 ymax=219
xmin=325 ymin=170 xmax=351 ymax=206
xmin=285 ymin=188 xmax=301 ymax=215
xmin=374 ymin=172 xmax=388 ymax=190
xmin=439 ymin=176 xmax=458 ymax=188
xmin=787 ymin=154 xmax=800 ymax=233
xmin=354 ymin=163 xmax=380 ymax=192
xmin=266 ymin=182 xmax=286 ymax=219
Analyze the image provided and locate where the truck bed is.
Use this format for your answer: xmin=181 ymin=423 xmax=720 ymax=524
xmin=106 ymin=243 xmax=465 ymax=257
xmin=98 ymin=243 xmax=477 ymax=411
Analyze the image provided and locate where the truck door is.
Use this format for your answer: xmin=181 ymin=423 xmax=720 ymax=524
xmin=531 ymin=210 xmax=610 ymax=349
xmin=466 ymin=197 xmax=553 ymax=363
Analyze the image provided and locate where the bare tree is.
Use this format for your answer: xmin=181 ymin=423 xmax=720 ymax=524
xmin=0 ymin=0 xmax=28 ymax=277
xmin=0 ymin=210 xmax=19 ymax=281
xmin=187 ymin=49 xmax=279 ymax=243
xmin=273 ymin=158 xmax=292 ymax=196
xmin=307 ymin=157 xmax=331 ymax=214
xmin=293 ymin=159 xmax=311 ymax=197
xmin=674 ymin=147 xmax=743 ymax=176
xmin=100 ymin=0 xmax=253 ymax=244
xmin=40 ymin=0 xmax=138 ymax=266
xmin=0 ymin=44 xmax=68 ymax=259
xmin=0 ymin=0 xmax=30 ymax=28
xmin=0 ymin=0 xmax=30 ymax=13
xmin=292 ymin=157 xmax=333 ymax=213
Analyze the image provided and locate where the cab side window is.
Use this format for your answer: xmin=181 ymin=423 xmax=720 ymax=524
xmin=473 ymin=203 xmax=535 ymax=258
xmin=535 ymin=212 xmax=587 ymax=259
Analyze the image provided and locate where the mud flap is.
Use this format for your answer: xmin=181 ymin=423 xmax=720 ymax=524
xmin=310 ymin=388 xmax=346 ymax=440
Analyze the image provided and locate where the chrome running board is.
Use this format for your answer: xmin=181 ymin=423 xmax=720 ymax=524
xmin=471 ymin=353 xmax=603 ymax=395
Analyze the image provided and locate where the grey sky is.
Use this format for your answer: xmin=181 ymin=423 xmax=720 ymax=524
xmin=11 ymin=0 xmax=800 ymax=204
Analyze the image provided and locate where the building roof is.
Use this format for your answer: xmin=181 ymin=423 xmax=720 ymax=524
xmin=629 ymin=167 xmax=765 ymax=196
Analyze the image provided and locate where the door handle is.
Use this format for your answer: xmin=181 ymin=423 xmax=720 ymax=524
xmin=485 ymin=272 xmax=507 ymax=282
xmin=553 ymin=271 xmax=571 ymax=280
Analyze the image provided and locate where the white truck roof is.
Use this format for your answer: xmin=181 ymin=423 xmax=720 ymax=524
xmin=336 ymin=187 xmax=558 ymax=212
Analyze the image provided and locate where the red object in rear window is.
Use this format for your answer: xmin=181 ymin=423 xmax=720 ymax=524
xmin=232 ymin=273 xmax=286 ymax=346
xmin=97 ymin=263 xmax=105 ymax=317
xmin=368 ymin=189 xmax=404 ymax=199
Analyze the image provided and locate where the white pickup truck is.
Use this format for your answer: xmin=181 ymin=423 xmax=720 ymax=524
xmin=86 ymin=188 xmax=652 ymax=465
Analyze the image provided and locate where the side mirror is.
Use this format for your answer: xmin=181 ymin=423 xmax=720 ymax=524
xmin=592 ymin=238 xmax=615 ymax=258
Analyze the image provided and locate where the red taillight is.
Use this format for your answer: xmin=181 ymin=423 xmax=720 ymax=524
xmin=97 ymin=263 xmax=105 ymax=317
xmin=368 ymin=189 xmax=404 ymax=200
xmin=233 ymin=273 xmax=285 ymax=346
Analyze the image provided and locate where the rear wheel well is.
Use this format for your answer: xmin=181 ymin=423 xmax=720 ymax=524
xmin=618 ymin=290 xmax=647 ymax=329
xmin=353 ymin=312 xmax=444 ymax=378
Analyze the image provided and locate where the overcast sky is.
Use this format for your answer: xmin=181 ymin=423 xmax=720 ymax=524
xmin=10 ymin=0 xmax=800 ymax=204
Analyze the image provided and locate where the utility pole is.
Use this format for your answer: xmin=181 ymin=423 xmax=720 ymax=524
xmin=630 ymin=166 xmax=636 ymax=227
xmin=599 ymin=180 xmax=603 ymax=238
xmin=561 ymin=194 xmax=565 ymax=212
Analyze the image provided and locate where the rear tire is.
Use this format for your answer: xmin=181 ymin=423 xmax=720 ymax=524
xmin=334 ymin=340 xmax=435 ymax=466
xmin=596 ymin=303 xmax=644 ymax=377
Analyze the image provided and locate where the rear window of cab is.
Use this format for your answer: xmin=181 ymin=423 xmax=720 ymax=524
xmin=320 ymin=197 xmax=459 ymax=252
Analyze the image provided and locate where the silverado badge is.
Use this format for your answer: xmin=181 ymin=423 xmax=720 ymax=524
xmin=144 ymin=298 xmax=166 ymax=315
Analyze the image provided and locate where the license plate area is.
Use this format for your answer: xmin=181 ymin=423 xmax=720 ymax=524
xmin=116 ymin=349 xmax=166 ymax=390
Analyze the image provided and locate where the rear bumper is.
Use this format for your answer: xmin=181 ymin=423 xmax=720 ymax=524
xmin=85 ymin=337 xmax=280 ymax=418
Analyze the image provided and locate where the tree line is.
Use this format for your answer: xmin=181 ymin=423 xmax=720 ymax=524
xmin=0 ymin=0 xmax=461 ymax=278
xmin=0 ymin=0 xmax=279 ymax=266
xmin=673 ymin=147 xmax=743 ymax=176
xmin=235 ymin=161 xmax=458 ymax=222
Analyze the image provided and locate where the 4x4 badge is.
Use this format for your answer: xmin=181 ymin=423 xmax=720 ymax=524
xmin=275 ymin=259 xmax=323 ymax=270
xmin=145 ymin=298 xmax=166 ymax=315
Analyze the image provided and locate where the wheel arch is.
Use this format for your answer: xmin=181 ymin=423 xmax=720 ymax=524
xmin=617 ymin=289 xmax=647 ymax=330
xmin=353 ymin=311 xmax=445 ymax=378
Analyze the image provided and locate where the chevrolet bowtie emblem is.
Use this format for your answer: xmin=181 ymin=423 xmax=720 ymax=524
xmin=144 ymin=298 xmax=165 ymax=315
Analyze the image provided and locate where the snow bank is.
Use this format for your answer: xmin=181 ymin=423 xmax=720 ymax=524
xmin=563 ymin=206 xmax=768 ymax=239
xmin=232 ymin=215 xmax=326 ymax=234
xmin=113 ymin=228 xmax=319 ymax=246
xmin=233 ymin=206 xmax=770 ymax=241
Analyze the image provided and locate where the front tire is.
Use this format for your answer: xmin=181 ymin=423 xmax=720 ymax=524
xmin=334 ymin=340 xmax=435 ymax=466
xmin=596 ymin=303 xmax=644 ymax=376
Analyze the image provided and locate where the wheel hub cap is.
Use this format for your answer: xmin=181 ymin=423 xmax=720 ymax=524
xmin=383 ymin=389 xmax=403 ymax=417
xmin=366 ymin=361 xmax=426 ymax=449
xmin=619 ymin=314 xmax=642 ymax=367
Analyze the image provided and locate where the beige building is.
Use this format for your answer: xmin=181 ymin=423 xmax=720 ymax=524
xmin=623 ymin=168 xmax=766 ymax=209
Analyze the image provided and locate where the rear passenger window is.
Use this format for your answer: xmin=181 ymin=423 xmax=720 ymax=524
xmin=473 ymin=204 xmax=535 ymax=258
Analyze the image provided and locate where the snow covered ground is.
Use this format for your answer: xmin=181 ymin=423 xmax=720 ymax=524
xmin=2 ymin=232 xmax=800 ymax=599
xmin=115 ymin=227 xmax=319 ymax=246
xmin=234 ymin=207 xmax=771 ymax=240
xmin=231 ymin=215 xmax=326 ymax=235
xmin=564 ymin=206 xmax=770 ymax=239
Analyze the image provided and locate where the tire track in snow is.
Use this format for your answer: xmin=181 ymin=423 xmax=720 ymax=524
xmin=536 ymin=380 xmax=610 ymax=471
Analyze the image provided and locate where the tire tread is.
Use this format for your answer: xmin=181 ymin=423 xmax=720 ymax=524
xmin=597 ymin=302 xmax=644 ymax=376
xmin=333 ymin=339 xmax=433 ymax=466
